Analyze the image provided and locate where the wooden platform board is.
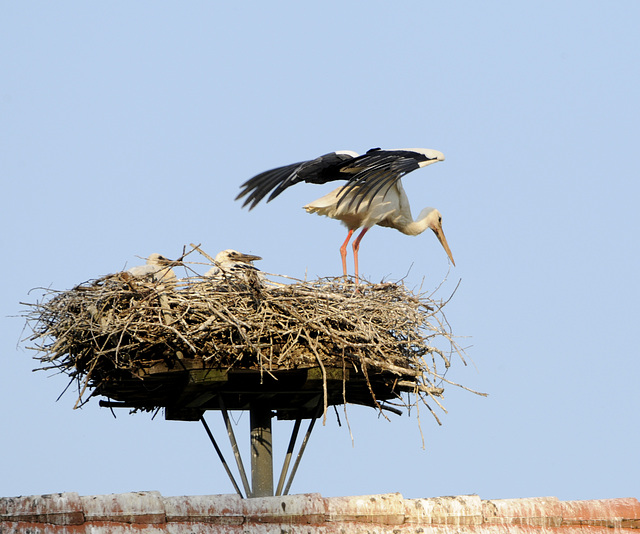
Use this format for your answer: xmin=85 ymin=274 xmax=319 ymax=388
xmin=95 ymin=358 xmax=434 ymax=421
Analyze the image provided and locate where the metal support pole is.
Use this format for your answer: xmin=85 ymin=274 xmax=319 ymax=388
xmin=275 ymin=418 xmax=302 ymax=496
xmin=283 ymin=403 xmax=322 ymax=496
xmin=199 ymin=415 xmax=244 ymax=498
xmin=249 ymin=402 xmax=274 ymax=497
xmin=219 ymin=398 xmax=252 ymax=498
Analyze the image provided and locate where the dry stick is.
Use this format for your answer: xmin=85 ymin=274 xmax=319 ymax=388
xmin=190 ymin=243 xmax=216 ymax=264
xmin=73 ymin=309 xmax=127 ymax=399
xmin=360 ymin=356 xmax=421 ymax=377
xmin=156 ymin=284 xmax=175 ymax=324
xmin=435 ymin=375 xmax=488 ymax=397
xmin=275 ymin=327 xmax=303 ymax=365
xmin=113 ymin=315 xmax=138 ymax=366
xmin=396 ymin=382 xmax=444 ymax=396
xmin=171 ymin=301 xmax=193 ymax=329
xmin=160 ymin=323 xmax=198 ymax=354
xmin=341 ymin=355 xmax=355 ymax=446
xmin=73 ymin=354 xmax=101 ymax=409
xmin=303 ymin=328 xmax=328 ymax=424
xmin=430 ymin=313 xmax=465 ymax=366
xmin=424 ymin=387 xmax=448 ymax=414
xmin=209 ymin=304 xmax=252 ymax=331
xmin=414 ymin=393 xmax=427 ymax=448
xmin=204 ymin=305 xmax=262 ymax=364
xmin=430 ymin=345 xmax=451 ymax=369
xmin=276 ymin=300 xmax=347 ymax=348
xmin=418 ymin=392 xmax=443 ymax=426
xmin=56 ymin=375 xmax=77 ymax=403
xmin=358 ymin=358 xmax=390 ymax=422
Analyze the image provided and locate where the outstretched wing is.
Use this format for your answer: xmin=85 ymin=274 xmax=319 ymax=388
xmin=236 ymin=151 xmax=358 ymax=210
xmin=236 ymin=148 xmax=443 ymax=211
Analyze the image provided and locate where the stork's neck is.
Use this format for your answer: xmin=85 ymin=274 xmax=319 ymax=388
xmin=396 ymin=207 xmax=437 ymax=236
xmin=379 ymin=181 xmax=436 ymax=236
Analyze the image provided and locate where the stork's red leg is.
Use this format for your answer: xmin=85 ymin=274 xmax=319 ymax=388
xmin=352 ymin=227 xmax=370 ymax=285
xmin=339 ymin=229 xmax=355 ymax=277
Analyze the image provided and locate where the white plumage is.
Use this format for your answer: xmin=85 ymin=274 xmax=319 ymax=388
xmin=127 ymin=253 xmax=179 ymax=283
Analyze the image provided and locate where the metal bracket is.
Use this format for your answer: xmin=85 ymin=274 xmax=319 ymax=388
xmin=199 ymin=397 xmax=322 ymax=498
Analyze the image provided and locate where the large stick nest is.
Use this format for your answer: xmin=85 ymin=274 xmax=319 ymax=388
xmin=23 ymin=249 xmax=477 ymax=422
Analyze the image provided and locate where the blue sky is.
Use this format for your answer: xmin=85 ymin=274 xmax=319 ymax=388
xmin=1 ymin=2 xmax=638 ymax=500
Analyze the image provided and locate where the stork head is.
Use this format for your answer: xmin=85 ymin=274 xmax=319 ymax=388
xmin=421 ymin=208 xmax=455 ymax=266
xmin=147 ymin=253 xmax=170 ymax=265
xmin=146 ymin=253 xmax=182 ymax=267
xmin=214 ymin=249 xmax=262 ymax=265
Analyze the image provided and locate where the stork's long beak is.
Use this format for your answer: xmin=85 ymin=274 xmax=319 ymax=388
xmin=234 ymin=252 xmax=262 ymax=263
xmin=431 ymin=224 xmax=455 ymax=267
xmin=156 ymin=256 xmax=182 ymax=267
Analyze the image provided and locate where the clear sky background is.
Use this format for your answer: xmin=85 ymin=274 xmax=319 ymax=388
xmin=1 ymin=2 xmax=638 ymax=501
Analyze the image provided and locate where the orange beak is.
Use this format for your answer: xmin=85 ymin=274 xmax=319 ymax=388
xmin=431 ymin=223 xmax=455 ymax=267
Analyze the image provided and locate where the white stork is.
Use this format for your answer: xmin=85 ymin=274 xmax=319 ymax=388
xmin=127 ymin=253 xmax=180 ymax=283
xmin=204 ymin=249 xmax=262 ymax=280
xmin=236 ymin=147 xmax=454 ymax=283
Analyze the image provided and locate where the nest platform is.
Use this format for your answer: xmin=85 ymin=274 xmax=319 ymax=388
xmin=24 ymin=267 xmax=466 ymax=423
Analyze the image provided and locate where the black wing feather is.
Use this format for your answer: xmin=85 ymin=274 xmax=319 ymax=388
xmin=236 ymin=161 xmax=307 ymax=210
xmin=236 ymin=152 xmax=358 ymax=210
